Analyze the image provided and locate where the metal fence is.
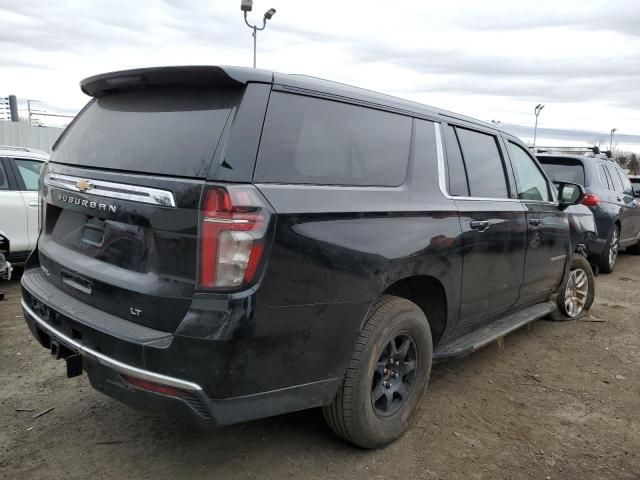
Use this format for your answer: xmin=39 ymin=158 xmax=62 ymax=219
xmin=0 ymin=121 xmax=63 ymax=153
xmin=0 ymin=97 xmax=10 ymax=121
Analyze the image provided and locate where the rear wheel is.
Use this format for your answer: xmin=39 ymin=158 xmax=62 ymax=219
xmin=599 ymin=224 xmax=620 ymax=274
xmin=549 ymin=255 xmax=595 ymax=321
xmin=323 ymin=295 xmax=432 ymax=449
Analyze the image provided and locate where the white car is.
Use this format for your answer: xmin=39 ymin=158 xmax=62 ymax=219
xmin=0 ymin=145 xmax=48 ymax=265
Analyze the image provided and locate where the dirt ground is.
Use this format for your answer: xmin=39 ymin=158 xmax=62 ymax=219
xmin=1 ymin=256 xmax=639 ymax=480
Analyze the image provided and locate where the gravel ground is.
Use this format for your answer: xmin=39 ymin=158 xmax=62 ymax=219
xmin=1 ymin=255 xmax=639 ymax=479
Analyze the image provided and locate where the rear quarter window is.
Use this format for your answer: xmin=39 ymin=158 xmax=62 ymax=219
xmin=254 ymin=92 xmax=411 ymax=186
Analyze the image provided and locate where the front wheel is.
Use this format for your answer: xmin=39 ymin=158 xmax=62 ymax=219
xmin=549 ymin=255 xmax=595 ymax=321
xmin=323 ymin=295 xmax=433 ymax=449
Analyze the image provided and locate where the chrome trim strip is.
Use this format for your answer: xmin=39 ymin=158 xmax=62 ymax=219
xmin=44 ymin=173 xmax=176 ymax=208
xmin=22 ymin=299 xmax=202 ymax=392
xmin=434 ymin=123 xmax=521 ymax=203
xmin=203 ymin=217 xmax=250 ymax=224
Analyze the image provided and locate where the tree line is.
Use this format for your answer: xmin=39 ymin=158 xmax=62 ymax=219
xmin=615 ymin=151 xmax=640 ymax=175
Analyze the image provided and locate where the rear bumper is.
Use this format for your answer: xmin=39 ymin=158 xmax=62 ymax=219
xmin=21 ymin=274 xmax=345 ymax=426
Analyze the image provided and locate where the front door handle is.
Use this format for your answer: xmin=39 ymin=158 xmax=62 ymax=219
xmin=28 ymin=201 xmax=38 ymax=207
xmin=529 ymin=218 xmax=541 ymax=227
xmin=470 ymin=220 xmax=490 ymax=232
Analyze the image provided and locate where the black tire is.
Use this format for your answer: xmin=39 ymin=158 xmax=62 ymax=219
xmin=323 ymin=294 xmax=433 ymax=449
xmin=598 ymin=224 xmax=620 ymax=274
xmin=549 ymin=255 xmax=595 ymax=321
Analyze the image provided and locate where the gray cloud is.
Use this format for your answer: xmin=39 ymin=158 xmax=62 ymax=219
xmin=1 ymin=0 xmax=639 ymax=133
xmin=460 ymin=6 xmax=640 ymax=38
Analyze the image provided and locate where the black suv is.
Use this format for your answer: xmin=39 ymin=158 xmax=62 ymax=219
xmin=22 ymin=66 xmax=589 ymax=448
xmin=536 ymin=147 xmax=640 ymax=273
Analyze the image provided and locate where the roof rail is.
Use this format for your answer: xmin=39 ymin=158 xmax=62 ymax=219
xmin=530 ymin=145 xmax=613 ymax=159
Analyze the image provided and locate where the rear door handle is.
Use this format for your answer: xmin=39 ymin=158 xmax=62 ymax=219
xmin=529 ymin=218 xmax=541 ymax=227
xmin=28 ymin=201 xmax=38 ymax=207
xmin=470 ymin=220 xmax=490 ymax=232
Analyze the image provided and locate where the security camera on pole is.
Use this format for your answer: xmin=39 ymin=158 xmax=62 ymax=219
xmin=533 ymin=104 xmax=545 ymax=147
xmin=241 ymin=0 xmax=276 ymax=69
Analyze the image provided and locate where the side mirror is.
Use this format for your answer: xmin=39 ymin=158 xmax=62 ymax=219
xmin=633 ymin=187 xmax=640 ymax=198
xmin=557 ymin=182 xmax=585 ymax=209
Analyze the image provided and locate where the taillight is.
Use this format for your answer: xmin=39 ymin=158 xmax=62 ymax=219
xmin=198 ymin=185 xmax=271 ymax=290
xmin=582 ymin=193 xmax=601 ymax=207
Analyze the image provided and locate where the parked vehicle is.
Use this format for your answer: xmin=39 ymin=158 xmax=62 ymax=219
xmin=548 ymin=205 xmax=596 ymax=320
xmin=0 ymin=231 xmax=11 ymax=281
xmin=629 ymin=175 xmax=640 ymax=196
xmin=536 ymin=147 xmax=640 ymax=273
xmin=0 ymin=146 xmax=48 ymax=265
xmin=22 ymin=66 xmax=589 ymax=449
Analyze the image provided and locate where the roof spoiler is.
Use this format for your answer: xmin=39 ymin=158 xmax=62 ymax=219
xmin=80 ymin=66 xmax=272 ymax=97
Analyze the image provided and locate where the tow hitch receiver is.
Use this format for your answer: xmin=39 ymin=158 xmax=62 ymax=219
xmin=66 ymin=354 xmax=83 ymax=378
xmin=50 ymin=341 xmax=83 ymax=378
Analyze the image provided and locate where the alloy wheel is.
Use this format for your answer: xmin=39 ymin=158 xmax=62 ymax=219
xmin=609 ymin=228 xmax=619 ymax=269
xmin=564 ymin=268 xmax=589 ymax=318
xmin=371 ymin=334 xmax=418 ymax=417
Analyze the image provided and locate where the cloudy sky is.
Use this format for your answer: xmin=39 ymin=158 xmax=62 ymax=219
xmin=1 ymin=0 xmax=640 ymax=142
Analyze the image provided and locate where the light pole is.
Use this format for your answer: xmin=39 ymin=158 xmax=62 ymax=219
xmin=533 ymin=104 xmax=545 ymax=147
xmin=241 ymin=0 xmax=276 ymax=69
xmin=610 ymin=128 xmax=617 ymax=155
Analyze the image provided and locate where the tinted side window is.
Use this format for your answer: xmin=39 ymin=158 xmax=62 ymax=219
xmin=614 ymin=167 xmax=633 ymax=194
xmin=455 ymin=127 xmax=508 ymax=198
xmin=13 ymin=159 xmax=43 ymax=191
xmin=255 ymin=93 xmax=411 ymax=186
xmin=442 ymin=125 xmax=469 ymax=196
xmin=606 ymin=165 xmax=624 ymax=192
xmin=597 ymin=164 xmax=612 ymax=190
xmin=0 ymin=161 xmax=9 ymax=190
xmin=507 ymin=142 xmax=551 ymax=201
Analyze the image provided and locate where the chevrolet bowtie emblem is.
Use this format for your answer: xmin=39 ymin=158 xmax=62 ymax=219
xmin=75 ymin=179 xmax=94 ymax=193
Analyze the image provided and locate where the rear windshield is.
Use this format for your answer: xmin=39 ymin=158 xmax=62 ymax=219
xmin=538 ymin=158 xmax=586 ymax=185
xmin=254 ymin=92 xmax=411 ymax=186
xmin=53 ymin=86 xmax=241 ymax=178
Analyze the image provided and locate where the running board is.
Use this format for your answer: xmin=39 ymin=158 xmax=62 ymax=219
xmin=433 ymin=302 xmax=556 ymax=360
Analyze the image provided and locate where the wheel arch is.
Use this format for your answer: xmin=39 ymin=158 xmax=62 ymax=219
xmin=369 ymin=275 xmax=449 ymax=347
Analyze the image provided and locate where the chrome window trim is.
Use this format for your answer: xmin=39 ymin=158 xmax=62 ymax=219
xmin=434 ymin=123 xmax=520 ymax=203
xmin=44 ymin=173 xmax=176 ymax=208
xmin=435 ymin=123 xmax=560 ymax=206
xmin=22 ymin=299 xmax=202 ymax=392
